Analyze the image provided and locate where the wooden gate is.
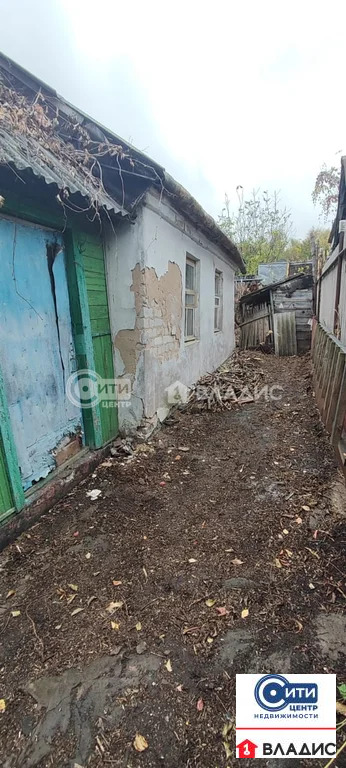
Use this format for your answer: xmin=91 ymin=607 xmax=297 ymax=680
xmin=0 ymin=438 xmax=13 ymax=522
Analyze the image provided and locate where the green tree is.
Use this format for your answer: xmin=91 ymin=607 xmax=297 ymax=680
xmin=285 ymin=228 xmax=329 ymax=262
xmin=218 ymin=187 xmax=292 ymax=274
xmin=312 ymin=164 xmax=340 ymax=222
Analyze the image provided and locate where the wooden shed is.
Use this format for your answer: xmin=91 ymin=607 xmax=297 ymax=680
xmin=238 ymin=273 xmax=313 ymax=355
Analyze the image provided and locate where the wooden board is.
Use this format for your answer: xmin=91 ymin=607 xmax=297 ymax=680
xmin=0 ymin=436 xmax=13 ymax=521
xmin=273 ymin=312 xmax=297 ymax=356
xmin=82 ymin=237 xmax=118 ymax=443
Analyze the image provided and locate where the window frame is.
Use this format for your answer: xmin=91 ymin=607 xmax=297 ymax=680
xmin=184 ymin=255 xmax=199 ymax=341
xmin=214 ymin=269 xmax=223 ymax=332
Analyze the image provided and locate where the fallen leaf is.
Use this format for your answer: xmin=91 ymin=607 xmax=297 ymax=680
xmin=68 ymin=584 xmax=78 ymax=592
xmin=111 ymin=621 xmax=120 ymax=630
xmin=336 ymin=700 xmax=346 ymax=716
xmin=135 ymin=621 xmax=142 ymax=631
xmin=66 ymin=593 xmax=77 ymax=604
xmin=6 ymin=590 xmax=15 ymax=599
xmin=0 ymin=699 xmax=6 ymax=713
xmin=133 ymin=733 xmax=148 ymax=752
xmin=231 ymin=558 xmax=243 ymax=565
xmin=196 ymin=697 xmax=204 ymax=711
xmin=112 ymin=580 xmax=122 ymax=586
xmin=241 ymin=608 xmax=249 ymax=619
xmin=165 ymin=659 xmax=172 ymax=672
xmin=274 ymin=558 xmax=282 ymax=568
xmin=216 ymin=606 xmax=228 ymax=616
xmin=11 ymin=610 xmax=20 ymax=617
xmin=302 ymin=505 xmax=310 ymax=512
xmin=223 ymin=741 xmax=232 ymax=759
xmin=87 ymin=595 xmax=97 ymax=606
xmin=85 ymin=553 xmax=91 ymax=560
xmin=295 ymin=517 xmax=303 ymax=525
xmin=294 ymin=619 xmax=303 ymax=633
xmin=222 ymin=722 xmax=232 ymax=738
xmin=106 ymin=601 xmax=123 ymax=613
xmin=71 ymin=607 xmax=84 ymax=616
xmin=205 ymin=598 xmax=216 ymax=607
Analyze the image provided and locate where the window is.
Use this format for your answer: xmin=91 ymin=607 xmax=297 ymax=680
xmin=214 ymin=270 xmax=223 ymax=331
xmin=185 ymin=256 xmax=198 ymax=340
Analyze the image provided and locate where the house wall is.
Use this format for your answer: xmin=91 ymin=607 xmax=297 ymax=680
xmin=0 ymin=180 xmax=120 ymax=523
xmin=319 ymin=258 xmax=338 ymax=334
xmin=339 ymin=257 xmax=346 ymax=346
xmin=105 ymin=191 xmax=236 ymax=431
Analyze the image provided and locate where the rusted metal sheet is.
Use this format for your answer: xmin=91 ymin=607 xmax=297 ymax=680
xmin=273 ymin=311 xmax=297 ymax=356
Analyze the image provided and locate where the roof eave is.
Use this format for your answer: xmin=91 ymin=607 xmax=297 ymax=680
xmin=163 ymin=173 xmax=245 ymax=273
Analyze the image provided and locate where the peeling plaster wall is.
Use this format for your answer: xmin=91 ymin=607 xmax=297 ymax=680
xmin=105 ymin=191 xmax=236 ymax=431
xmin=104 ymin=214 xmax=146 ymax=433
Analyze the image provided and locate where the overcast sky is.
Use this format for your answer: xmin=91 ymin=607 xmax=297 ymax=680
xmin=0 ymin=0 xmax=345 ymax=237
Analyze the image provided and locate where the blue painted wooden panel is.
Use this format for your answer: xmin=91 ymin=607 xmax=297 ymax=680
xmin=0 ymin=217 xmax=83 ymax=489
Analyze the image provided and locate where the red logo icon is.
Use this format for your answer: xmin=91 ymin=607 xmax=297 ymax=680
xmin=236 ymin=739 xmax=258 ymax=758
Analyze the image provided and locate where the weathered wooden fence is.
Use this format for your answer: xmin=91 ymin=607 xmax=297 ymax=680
xmin=312 ymin=321 xmax=346 ymax=474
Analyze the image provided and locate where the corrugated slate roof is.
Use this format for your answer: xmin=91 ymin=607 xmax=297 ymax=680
xmin=0 ymin=127 xmax=128 ymax=216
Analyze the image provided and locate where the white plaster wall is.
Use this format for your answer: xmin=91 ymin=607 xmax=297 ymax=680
xmin=105 ymin=192 xmax=237 ymax=430
xmin=104 ymin=213 xmax=146 ymax=432
xmin=319 ymin=262 xmax=338 ymax=334
xmin=140 ymin=192 xmax=235 ymax=419
xmin=339 ymin=258 xmax=346 ymax=346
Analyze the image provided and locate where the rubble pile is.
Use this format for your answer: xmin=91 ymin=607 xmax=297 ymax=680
xmin=184 ymin=351 xmax=265 ymax=412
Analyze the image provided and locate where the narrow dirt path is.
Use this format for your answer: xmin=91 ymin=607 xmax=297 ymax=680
xmin=0 ymin=353 xmax=345 ymax=768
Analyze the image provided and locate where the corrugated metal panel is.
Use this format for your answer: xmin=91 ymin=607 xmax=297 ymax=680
xmin=0 ymin=128 xmax=128 ymax=215
xmin=273 ymin=312 xmax=297 ymax=356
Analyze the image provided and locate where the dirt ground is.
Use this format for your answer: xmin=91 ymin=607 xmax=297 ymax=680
xmin=0 ymin=353 xmax=345 ymax=768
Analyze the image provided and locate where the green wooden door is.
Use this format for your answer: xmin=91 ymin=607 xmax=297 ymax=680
xmin=74 ymin=232 xmax=118 ymax=444
xmin=0 ymin=436 xmax=13 ymax=521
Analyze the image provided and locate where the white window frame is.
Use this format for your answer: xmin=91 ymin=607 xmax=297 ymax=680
xmin=214 ymin=269 xmax=223 ymax=331
xmin=185 ymin=255 xmax=199 ymax=341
